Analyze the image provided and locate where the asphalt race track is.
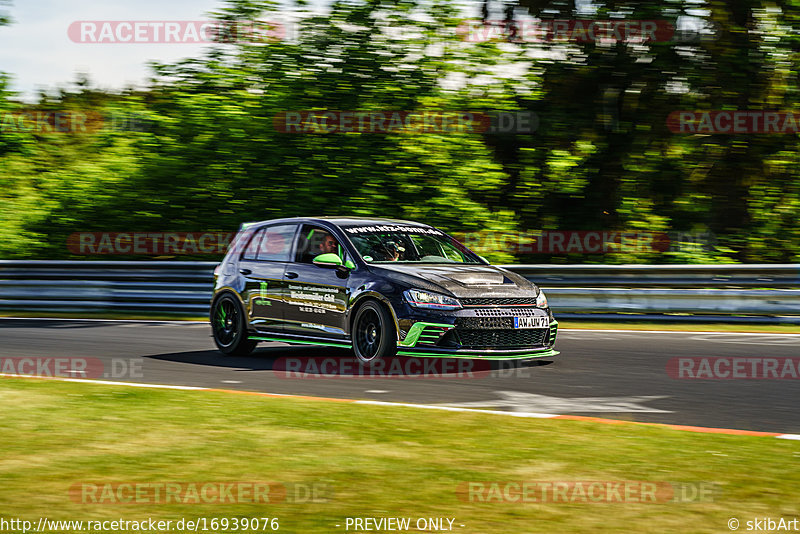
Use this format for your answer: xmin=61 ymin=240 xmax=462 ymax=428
xmin=1 ymin=318 xmax=798 ymax=433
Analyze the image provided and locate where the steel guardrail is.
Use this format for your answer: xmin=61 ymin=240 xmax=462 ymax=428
xmin=1 ymin=261 xmax=798 ymax=323
xmin=503 ymin=264 xmax=800 ymax=288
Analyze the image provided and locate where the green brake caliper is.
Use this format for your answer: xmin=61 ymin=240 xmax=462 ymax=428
xmin=216 ymin=306 xmax=227 ymax=329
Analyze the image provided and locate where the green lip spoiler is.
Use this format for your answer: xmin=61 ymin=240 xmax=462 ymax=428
xmin=397 ymin=348 xmax=560 ymax=360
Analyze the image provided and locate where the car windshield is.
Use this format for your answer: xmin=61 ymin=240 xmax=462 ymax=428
xmin=341 ymin=224 xmax=482 ymax=264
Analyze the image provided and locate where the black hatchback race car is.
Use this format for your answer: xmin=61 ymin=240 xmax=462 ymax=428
xmin=211 ymin=217 xmax=558 ymax=362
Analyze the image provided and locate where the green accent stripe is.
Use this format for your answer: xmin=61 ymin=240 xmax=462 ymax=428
xmin=397 ymin=349 xmax=560 ymax=360
xmin=398 ymin=322 xmax=453 ymax=348
xmin=249 ymin=335 xmax=352 ymax=348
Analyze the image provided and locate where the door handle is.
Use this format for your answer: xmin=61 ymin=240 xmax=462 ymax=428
xmin=285 ymin=271 xmax=299 ymax=279
xmin=239 ymin=268 xmax=252 ymax=275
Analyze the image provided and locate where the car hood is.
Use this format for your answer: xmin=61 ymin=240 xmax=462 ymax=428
xmin=368 ymin=263 xmax=538 ymax=298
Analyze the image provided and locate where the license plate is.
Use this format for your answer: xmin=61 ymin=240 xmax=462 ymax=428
xmin=514 ymin=316 xmax=549 ymax=329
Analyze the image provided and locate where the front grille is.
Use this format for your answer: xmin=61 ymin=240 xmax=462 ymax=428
xmin=473 ymin=307 xmax=540 ymax=317
xmin=461 ymin=297 xmax=537 ymax=307
xmin=449 ymin=328 xmax=549 ymax=349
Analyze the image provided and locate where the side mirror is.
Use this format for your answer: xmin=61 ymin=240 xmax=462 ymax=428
xmin=313 ymin=254 xmax=355 ymax=277
xmin=313 ymin=253 xmax=343 ymax=267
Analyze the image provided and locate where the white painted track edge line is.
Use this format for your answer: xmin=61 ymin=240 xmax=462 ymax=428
xmin=1 ymin=373 xmax=796 ymax=438
xmin=0 ymin=374 xmax=207 ymax=389
xmin=354 ymin=399 xmax=557 ymax=418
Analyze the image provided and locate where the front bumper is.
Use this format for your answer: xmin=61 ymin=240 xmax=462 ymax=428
xmin=397 ymin=346 xmax=559 ymax=360
xmin=396 ymin=307 xmax=559 ymax=360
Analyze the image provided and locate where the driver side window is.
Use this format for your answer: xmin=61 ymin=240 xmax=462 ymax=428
xmin=294 ymin=225 xmax=346 ymax=264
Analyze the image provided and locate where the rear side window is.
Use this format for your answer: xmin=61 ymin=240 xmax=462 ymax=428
xmin=223 ymin=227 xmax=256 ymax=261
xmin=256 ymin=225 xmax=297 ymax=261
xmin=242 ymin=229 xmax=265 ymax=260
xmin=241 ymin=225 xmax=297 ymax=261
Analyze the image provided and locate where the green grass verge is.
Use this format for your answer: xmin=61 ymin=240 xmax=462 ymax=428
xmin=1 ymin=379 xmax=797 ymax=533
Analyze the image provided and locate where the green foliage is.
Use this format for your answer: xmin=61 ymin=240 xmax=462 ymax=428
xmin=0 ymin=0 xmax=798 ymax=263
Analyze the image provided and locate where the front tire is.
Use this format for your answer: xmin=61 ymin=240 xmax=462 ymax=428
xmin=352 ymin=300 xmax=397 ymax=364
xmin=211 ymin=294 xmax=257 ymax=356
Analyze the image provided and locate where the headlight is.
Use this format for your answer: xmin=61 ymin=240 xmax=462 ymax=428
xmin=536 ymin=289 xmax=548 ymax=308
xmin=404 ymin=289 xmax=462 ymax=310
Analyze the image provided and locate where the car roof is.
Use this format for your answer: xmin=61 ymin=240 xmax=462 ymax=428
xmin=242 ymin=216 xmax=433 ymax=229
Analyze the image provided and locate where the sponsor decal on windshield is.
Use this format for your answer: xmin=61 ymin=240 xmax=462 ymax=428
xmin=343 ymin=225 xmax=443 ymax=236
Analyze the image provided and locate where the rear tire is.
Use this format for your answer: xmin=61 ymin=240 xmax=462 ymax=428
xmin=211 ymin=294 xmax=258 ymax=356
xmin=352 ymin=300 xmax=397 ymax=364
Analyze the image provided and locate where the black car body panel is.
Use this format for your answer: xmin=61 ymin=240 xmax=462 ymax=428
xmin=212 ymin=217 xmax=559 ymax=359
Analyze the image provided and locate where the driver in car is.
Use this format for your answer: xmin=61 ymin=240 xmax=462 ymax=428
xmin=317 ymin=233 xmax=339 ymax=256
xmin=383 ymin=240 xmax=404 ymax=261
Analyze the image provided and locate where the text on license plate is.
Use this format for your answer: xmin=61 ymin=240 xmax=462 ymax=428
xmin=514 ymin=316 xmax=549 ymax=329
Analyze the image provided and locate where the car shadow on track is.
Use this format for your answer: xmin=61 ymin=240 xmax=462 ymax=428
xmin=146 ymin=345 xmax=347 ymax=371
xmin=147 ymin=345 xmax=554 ymax=377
